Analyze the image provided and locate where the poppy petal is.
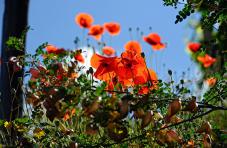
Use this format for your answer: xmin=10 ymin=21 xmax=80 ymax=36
xmin=75 ymin=13 xmax=94 ymax=28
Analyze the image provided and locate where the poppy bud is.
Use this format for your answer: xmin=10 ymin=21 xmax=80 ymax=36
xmin=88 ymin=67 xmax=93 ymax=74
xmin=168 ymin=70 xmax=172 ymax=76
xmin=141 ymin=52 xmax=145 ymax=58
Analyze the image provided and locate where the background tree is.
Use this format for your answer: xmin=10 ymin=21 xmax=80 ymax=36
xmin=163 ymin=0 xmax=227 ymax=77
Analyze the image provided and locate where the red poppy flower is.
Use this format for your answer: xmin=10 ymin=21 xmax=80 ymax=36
xmin=118 ymin=77 xmax=134 ymax=87
xmin=54 ymin=48 xmax=66 ymax=54
xmin=46 ymin=45 xmax=65 ymax=54
xmin=74 ymin=53 xmax=85 ymax=63
xmin=102 ymin=46 xmax=115 ymax=56
xmin=104 ymin=22 xmax=121 ymax=36
xmin=143 ymin=33 xmax=165 ymax=50
xmin=146 ymin=69 xmax=158 ymax=84
xmin=70 ymin=72 xmax=78 ymax=79
xmin=197 ymin=54 xmax=216 ymax=68
xmin=30 ymin=68 xmax=40 ymax=79
xmin=63 ymin=109 xmax=76 ymax=121
xmin=90 ymin=53 xmax=118 ymax=81
xmin=106 ymin=77 xmax=119 ymax=91
xmin=205 ymin=77 xmax=217 ymax=87
xmin=134 ymin=68 xmax=158 ymax=86
xmin=106 ymin=80 xmax=115 ymax=91
xmin=75 ymin=13 xmax=94 ymax=29
xmin=46 ymin=45 xmax=58 ymax=54
xmin=64 ymin=112 xmax=70 ymax=121
xmin=124 ymin=41 xmax=142 ymax=54
xmin=138 ymin=86 xmax=149 ymax=95
xmin=188 ymin=42 xmax=201 ymax=52
xmin=116 ymin=51 xmax=146 ymax=81
xmin=88 ymin=25 xmax=104 ymax=40
xmin=57 ymin=74 xmax=63 ymax=80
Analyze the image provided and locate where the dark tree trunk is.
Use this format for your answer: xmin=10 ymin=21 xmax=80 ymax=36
xmin=0 ymin=0 xmax=29 ymax=120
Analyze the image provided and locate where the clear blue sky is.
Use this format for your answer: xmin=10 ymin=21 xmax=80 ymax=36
xmin=1 ymin=0 xmax=197 ymax=80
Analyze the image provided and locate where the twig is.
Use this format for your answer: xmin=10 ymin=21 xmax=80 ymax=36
xmin=93 ymin=108 xmax=221 ymax=147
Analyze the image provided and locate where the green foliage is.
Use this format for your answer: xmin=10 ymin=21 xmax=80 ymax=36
xmin=1 ymin=2 xmax=226 ymax=147
xmin=6 ymin=36 xmax=25 ymax=51
xmin=6 ymin=26 xmax=30 ymax=51
xmin=175 ymin=4 xmax=194 ymax=24
xmin=0 ymin=120 xmax=3 ymax=127
xmin=163 ymin=0 xmax=179 ymax=7
xmin=163 ymin=0 xmax=227 ymax=29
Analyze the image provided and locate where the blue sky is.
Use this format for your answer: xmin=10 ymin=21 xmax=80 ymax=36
xmin=1 ymin=0 xmax=197 ymax=80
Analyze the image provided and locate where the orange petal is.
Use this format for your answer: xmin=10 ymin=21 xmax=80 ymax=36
xmin=144 ymin=33 xmax=165 ymax=50
xmin=124 ymin=41 xmax=142 ymax=54
xmin=152 ymin=43 xmax=166 ymax=50
xmin=90 ymin=53 xmax=117 ymax=69
xmin=74 ymin=53 xmax=85 ymax=63
xmin=88 ymin=25 xmax=104 ymax=40
xmin=46 ymin=45 xmax=58 ymax=54
xmin=104 ymin=22 xmax=121 ymax=36
xmin=206 ymin=77 xmax=217 ymax=87
xmin=102 ymin=46 xmax=115 ymax=56
xmin=75 ymin=13 xmax=94 ymax=28
xmin=197 ymin=54 xmax=216 ymax=68
xmin=188 ymin=42 xmax=201 ymax=52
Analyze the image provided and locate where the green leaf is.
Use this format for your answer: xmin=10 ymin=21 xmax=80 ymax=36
xmin=14 ymin=117 xmax=32 ymax=125
xmin=0 ymin=119 xmax=4 ymax=127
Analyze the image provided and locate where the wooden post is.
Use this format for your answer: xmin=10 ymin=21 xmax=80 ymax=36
xmin=0 ymin=0 xmax=29 ymax=120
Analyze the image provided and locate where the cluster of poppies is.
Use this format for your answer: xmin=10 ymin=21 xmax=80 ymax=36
xmin=75 ymin=13 xmax=167 ymax=93
xmin=187 ymin=42 xmax=216 ymax=68
xmin=45 ymin=44 xmax=85 ymax=64
xmin=90 ymin=43 xmax=158 ymax=93
xmin=75 ymin=13 xmax=120 ymax=40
